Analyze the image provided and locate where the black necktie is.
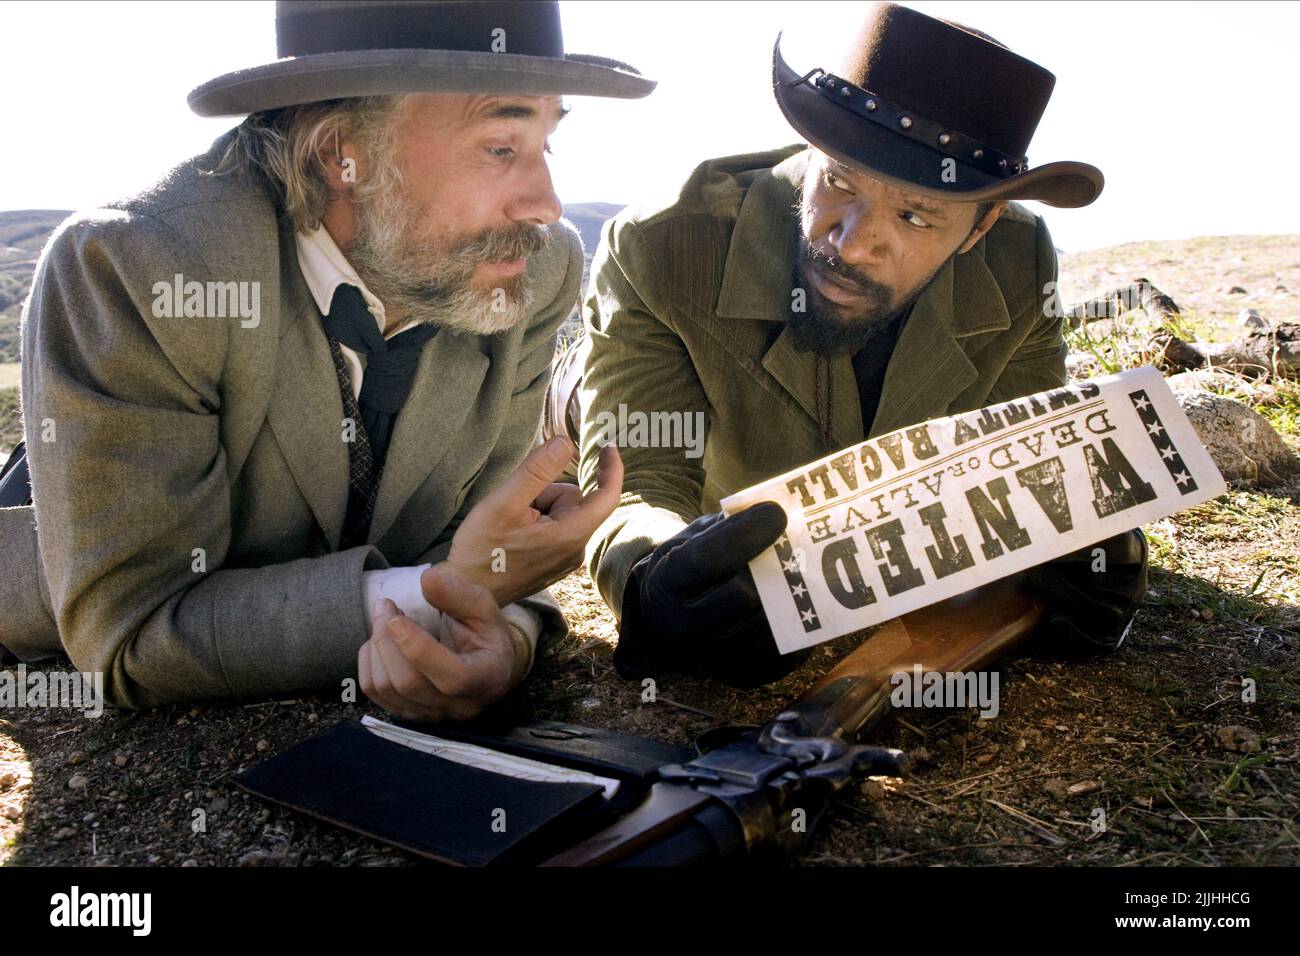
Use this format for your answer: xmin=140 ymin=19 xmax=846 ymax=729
xmin=320 ymin=284 xmax=436 ymax=548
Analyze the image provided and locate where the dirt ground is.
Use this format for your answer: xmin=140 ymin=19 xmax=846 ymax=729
xmin=2 ymin=235 xmax=1298 ymax=867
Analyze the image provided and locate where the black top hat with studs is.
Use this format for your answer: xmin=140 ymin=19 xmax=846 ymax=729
xmin=772 ymin=2 xmax=1103 ymax=207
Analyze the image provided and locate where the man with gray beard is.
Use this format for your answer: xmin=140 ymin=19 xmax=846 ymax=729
xmin=0 ymin=1 xmax=652 ymax=718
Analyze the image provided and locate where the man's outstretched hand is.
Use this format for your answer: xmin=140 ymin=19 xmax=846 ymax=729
xmin=615 ymin=501 xmax=812 ymax=689
xmin=441 ymin=436 xmax=623 ymax=606
xmin=358 ymin=564 xmax=533 ymax=723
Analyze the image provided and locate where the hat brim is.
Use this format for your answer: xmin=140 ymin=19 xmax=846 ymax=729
xmin=189 ymin=48 xmax=655 ymax=116
xmin=771 ymin=37 xmax=1102 ymax=209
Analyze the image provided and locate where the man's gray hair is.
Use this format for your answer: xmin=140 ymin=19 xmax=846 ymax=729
xmin=209 ymin=94 xmax=414 ymax=233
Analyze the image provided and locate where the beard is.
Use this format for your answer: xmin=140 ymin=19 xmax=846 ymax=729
xmin=347 ymin=176 xmax=552 ymax=336
xmin=788 ymin=193 xmax=954 ymax=356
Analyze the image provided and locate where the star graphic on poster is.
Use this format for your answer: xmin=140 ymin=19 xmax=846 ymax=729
xmin=1146 ymin=421 xmax=1165 ymax=437
xmin=782 ymin=557 xmax=801 ymax=574
xmin=801 ymin=609 xmax=818 ymax=625
xmin=1134 ymin=396 xmax=1151 ymax=411
xmin=1161 ymin=446 xmax=1177 ymax=461
xmin=791 ymin=583 xmax=807 ymax=599
xmin=1174 ymin=470 xmax=1191 ymax=486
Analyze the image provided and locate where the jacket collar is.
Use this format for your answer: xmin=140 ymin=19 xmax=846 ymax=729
xmin=267 ymin=201 xmax=490 ymax=551
xmin=714 ymin=145 xmax=1013 ymax=442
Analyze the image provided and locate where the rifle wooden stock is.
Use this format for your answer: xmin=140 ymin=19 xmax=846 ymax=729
xmin=543 ymin=579 xmax=1046 ymax=866
xmin=777 ymin=578 xmax=1047 ymax=742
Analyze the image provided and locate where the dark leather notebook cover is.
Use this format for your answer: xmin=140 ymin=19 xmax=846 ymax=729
xmin=234 ymin=719 xmax=606 ymax=866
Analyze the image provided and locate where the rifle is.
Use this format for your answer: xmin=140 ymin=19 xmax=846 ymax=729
xmin=236 ymin=577 xmax=1044 ymax=866
xmin=542 ymin=577 xmax=1045 ymax=866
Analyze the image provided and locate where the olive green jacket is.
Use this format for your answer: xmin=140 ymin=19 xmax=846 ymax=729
xmin=579 ymin=145 xmax=1068 ymax=617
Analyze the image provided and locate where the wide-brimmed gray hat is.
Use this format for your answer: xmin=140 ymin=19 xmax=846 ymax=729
xmin=189 ymin=0 xmax=655 ymax=117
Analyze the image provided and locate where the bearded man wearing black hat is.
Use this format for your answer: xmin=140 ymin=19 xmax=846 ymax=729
xmin=0 ymin=1 xmax=652 ymax=718
xmin=575 ymin=2 xmax=1148 ymax=688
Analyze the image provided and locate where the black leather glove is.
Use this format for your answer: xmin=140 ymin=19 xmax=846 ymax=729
xmin=613 ymin=502 xmax=813 ymax=688
xmin=1022 ymin=528 xmax=1149 ymax=658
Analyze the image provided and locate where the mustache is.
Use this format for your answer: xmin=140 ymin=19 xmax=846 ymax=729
xmin=452 ymin=222 xmax=552 ymax=266
xmin=800 ymin=240 xmax=887 ymax=299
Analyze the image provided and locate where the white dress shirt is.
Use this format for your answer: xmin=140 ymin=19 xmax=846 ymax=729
xmin=295 ymin=227 xmax=542 ymax=662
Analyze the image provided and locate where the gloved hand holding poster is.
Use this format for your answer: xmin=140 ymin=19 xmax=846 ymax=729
xmin=720 ymin=366 xmax=1226 ymax=654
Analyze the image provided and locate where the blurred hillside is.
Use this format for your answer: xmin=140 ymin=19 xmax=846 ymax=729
xmin=0 ymin=210 xmax=71 ymax=364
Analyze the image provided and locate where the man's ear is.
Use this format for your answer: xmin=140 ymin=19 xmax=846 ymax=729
xmin=956 ymin=201 xmax=1008 ymax=255
xmin=317 ymin=122 xmax=361 ymax=192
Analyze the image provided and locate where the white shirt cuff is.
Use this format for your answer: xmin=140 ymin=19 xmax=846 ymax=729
xmin=362 ymin=567 xmax=542 ymax=674
xmin=362 ymin=563 xmax=444 ymax=636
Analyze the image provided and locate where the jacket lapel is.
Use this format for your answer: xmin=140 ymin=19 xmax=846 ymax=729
xmin=717 ymin=149 xmax=862 ymax=449
xmin=266 ymin=214 xmax=493 ymax=551
xmin=266 ymin=279 xmax=351 ymax=548
xmin=367 ymin=330 xmax=489 ymax=545
xmin=868 ymin=243 xmax=1010 ymax=438
xmin=760 ymin=327 xmax=864 ymax=450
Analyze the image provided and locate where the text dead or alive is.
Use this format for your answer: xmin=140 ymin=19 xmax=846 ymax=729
xmin=784 ymin=382 xmax=1158 ymax=607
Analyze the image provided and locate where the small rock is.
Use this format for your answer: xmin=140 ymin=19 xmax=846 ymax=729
xmin=860 ymin=780 xmax=887 ymax=802
xmin=1042 ymin=778 xmax=1071 ymax=799
xmin=52 ymin=826 xmax=77 ymax=841
xmin=950 ymin=734 xmax=967 ymax=749
xmin=908 ymin=746 xmax=932 ymax=764
xmin=67 ymin=773 xmax=89 ymax=791
xmin=1217 ymin=725 xmax=1261 ymax=753
xmin=1014 ymin=738 xmax=1027 ymax=753
xmin=0 ymin=770 xmax=18 ymax=789
xmin=1201 ymin=608 xmax=1215 ymax=621
xmin=255 ymin=739 xmax=270 ymax=752
xmin=113 ymin=753 xmax=129 ymax=768
xmin=1067 ymin=780 xmax=1104 ymax=797
xmin=1103 ymin=736 xmax=1119 ymax=744
xmin=181 ymin=859 xmax=199 ymax=868
xmin=580 ymin=697 xmax=602 ymax=710
xmin=66 ymin=751 xmax=86 ymax=767
xmin=207 ymin=796 xmax=228 ymax=815
xmin=974 ymin=753 xmax=994 ymax=766
xmin=1 ymin=803 xmax=20 ymax=821
xmin=1274 ymin=284 xmax=1289 ymax=293
xmin=1226 ymin=285 xmax=1247 ymax=295
xmin=1055 ymin=724 xmax=1071 ymax=733
xmin=1237 ymin=308 xmax=1267 ymax=329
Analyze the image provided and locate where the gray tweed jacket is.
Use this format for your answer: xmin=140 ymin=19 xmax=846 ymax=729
xmin=0 ymin=132 xmax=579 ymax=708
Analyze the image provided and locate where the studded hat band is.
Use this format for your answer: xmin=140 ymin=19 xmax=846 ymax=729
xmin=792 ymin=68 xmax=1030 ymax=179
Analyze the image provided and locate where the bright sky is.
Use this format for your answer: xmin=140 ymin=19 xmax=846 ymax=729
xmin=2 ymin=0 xmax=1296 ymax=252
